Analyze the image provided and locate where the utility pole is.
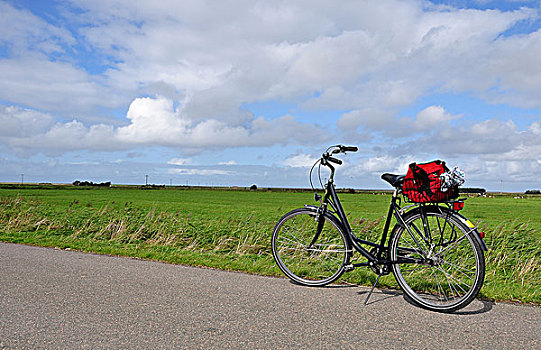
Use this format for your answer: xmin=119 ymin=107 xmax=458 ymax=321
xmin=500 ymin=179 xmax=503 ymax=194
xmin=21 ymin=174 xmax=24 ymax=185
xmin=145 ymin=175 xmax=149 ymax=186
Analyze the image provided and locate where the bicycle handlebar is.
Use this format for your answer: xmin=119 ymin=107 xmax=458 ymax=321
xmin=342 ymin=145 xmax=358 ymax=152
xmin=327 ymin=156 xmax=342 ymax=165
xmin=328 ymin=145 xmax=358 ymax=155
xmin=321 ymin=144 xmax=357 ymax=166
xmin=311 ymin=144 xmax=357 ymax=189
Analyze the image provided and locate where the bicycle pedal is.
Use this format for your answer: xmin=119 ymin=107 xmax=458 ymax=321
xmin=343 ymin=264 xmax=354 ymax=272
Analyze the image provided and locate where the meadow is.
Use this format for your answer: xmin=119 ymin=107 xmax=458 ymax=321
xmin=1 ymin=185 xmax=540 ymax=304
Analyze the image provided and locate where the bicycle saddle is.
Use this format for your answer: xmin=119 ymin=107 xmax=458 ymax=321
xmin=381 ymin=173 xmax=405 ymax=188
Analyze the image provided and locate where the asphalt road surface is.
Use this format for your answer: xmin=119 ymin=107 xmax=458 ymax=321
xmin=1 ymin=242 xmax=539 ymax=349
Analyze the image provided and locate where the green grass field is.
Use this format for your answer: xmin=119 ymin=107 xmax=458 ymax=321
xmin=1 ymin=185 xmax=540 ymax=304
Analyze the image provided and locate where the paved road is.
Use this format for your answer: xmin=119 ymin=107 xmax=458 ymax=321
xmin=0 ymin=243 xmax=539 ymax=349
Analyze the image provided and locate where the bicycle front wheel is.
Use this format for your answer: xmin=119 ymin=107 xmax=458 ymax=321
xmin=271 ymin=208 xmax=350 ymax=286
xmin=390 ymin=207 xmax=485 ymax=312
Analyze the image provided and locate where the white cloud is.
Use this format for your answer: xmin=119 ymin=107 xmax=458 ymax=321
xmin=337 ymin=109 xmax=396 ymax=131
xmin=2 ymin=1 xmax=540 ymax=121
xmin=116 ymin=97 xmax=191 ymax=145
xmin=2 ymin=96 xmax=327 ymax=153
xmin=0 ymin=105 xmax=55 ymax=137
xmin=219 ymin=160 xmax=237 ymax=165
xmin=390 ymin=117 xmax=541 ymax=185
xmin=5 ymin=120 xmax=118 ymax=155
xmin=283 ymin=153 xmax=318 ymax=168
xmin=35 ymin=1 xmax=541 ymax=119
xmin=0 ymin=2 xmax=74 ymax=55
xmin=0 ymin=3 xmax=125 ymax=117
xmin=434 ymin=119 xmax=524 ymax=155
xmin=116 ymin=96 xmax=327 ymax=149
xmin=168 ymin=168 xmax=234 ymax=176
xmin=480 ymin=30 xmax=541 ymax=107
xmin=168 ymin=158 xmax=191 ymax=165
xmin=529 ymin=121 xmax=541 ymax=135
xmin=363 ymin=155 xmax=406 ymax=174
xmin=413 ymin=105 xmax=461 ymax=131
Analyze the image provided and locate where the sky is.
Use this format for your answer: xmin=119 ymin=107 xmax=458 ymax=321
xmin=1 ymin=0 xmax=540 ymax=192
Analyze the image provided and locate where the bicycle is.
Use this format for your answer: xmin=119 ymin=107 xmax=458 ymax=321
xmin=271 ymin=145 xmax=487 ymax=312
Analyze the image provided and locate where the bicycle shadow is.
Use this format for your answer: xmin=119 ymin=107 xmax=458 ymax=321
xmin=358 ymin=288 xmax=495 ymax=315
xmin=451 ymin=299 xmax=495 ymax=315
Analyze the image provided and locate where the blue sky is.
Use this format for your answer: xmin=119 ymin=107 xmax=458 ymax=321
xmin=1 ymin=0 xmax=541 ymax=191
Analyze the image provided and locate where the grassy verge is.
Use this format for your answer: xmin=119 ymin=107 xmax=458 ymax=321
xmin=1 ymin=187 xmax=540 ymax=304
xmin=0 ymin=230 xmax=278 ymax=277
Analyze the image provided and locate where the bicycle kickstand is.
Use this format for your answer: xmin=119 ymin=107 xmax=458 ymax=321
xmin=364 ymin=274 xmax=382 ymax=305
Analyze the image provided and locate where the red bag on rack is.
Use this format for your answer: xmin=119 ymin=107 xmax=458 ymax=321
xmin=402 ymin=160 xmax=457 ymax=203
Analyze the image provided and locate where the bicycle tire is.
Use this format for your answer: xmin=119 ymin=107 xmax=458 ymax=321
xmin=390 ymin=206 xmax=485 ymax=312
xmin=271 ymin=208 xmax=351 ymax=286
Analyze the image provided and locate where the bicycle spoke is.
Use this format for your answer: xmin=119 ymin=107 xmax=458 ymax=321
xmin=278 ymin=234 xmax=304 ymax=247
xmin=432 ymin=270 xmax=448 ymax=302
xmin=437 ymin=232 xmax=470 ymax=255
xmin=401 ymin=264 xmax=432 ymax=274
xmin=436 ymin=265 xmax=468 ymax=297
xmin=401 ymin=228 xmax=428 ymax=258
xmin=280 ymin=226 xmax=305 ymax=245
xmin=441 ymin=259 xmax=476 ymax=279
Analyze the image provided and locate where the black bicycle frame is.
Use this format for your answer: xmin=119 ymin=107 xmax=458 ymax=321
xmin=319 ymin=160 xmax=413 ymax=269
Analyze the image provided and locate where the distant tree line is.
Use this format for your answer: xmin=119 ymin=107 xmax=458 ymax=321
xmin=525 ymin=189 xmax=541 ymax=195
xmin=72 ymin=180 xmax=111 ymax=187
xmin=141 ymin=184 xmax=166 ymax=189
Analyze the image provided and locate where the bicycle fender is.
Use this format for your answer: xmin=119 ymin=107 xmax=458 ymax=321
xmin=308 ymin=207 xmax=326 ymax=248
xmin=303 ymin=205 xmax=319 ymax=210
xmin=453 ymin=212 xmax=488 ymax=252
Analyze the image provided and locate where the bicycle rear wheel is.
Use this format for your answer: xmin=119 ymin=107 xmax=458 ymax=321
xmin=271 ymin=208 xmax=350 ymax=286
xmin=390 ymin=207 xmax=485 ymax=312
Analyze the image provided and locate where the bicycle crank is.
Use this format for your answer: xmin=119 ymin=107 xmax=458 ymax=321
xmin=369 ymin=247 xmax=391 ymax=275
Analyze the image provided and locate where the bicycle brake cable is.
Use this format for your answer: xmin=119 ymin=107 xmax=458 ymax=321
xmin=309 ymin=159 xmax=320 ymax=192
xmin=318 ymin=161 xmax=324 ymax=190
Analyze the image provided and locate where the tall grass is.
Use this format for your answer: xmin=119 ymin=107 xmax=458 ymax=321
xmin=479 ymin=220 xmax=541 ymax=303
xmin=1 ymin=190 xmax=540 ymax=304
xmin=0 ymin=195 xmax=271 ymax=256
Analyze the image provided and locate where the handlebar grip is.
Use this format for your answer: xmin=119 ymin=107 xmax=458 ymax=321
xmin=342 ymin=146 xmax=358 ymax=152
xmin=327 ymin=156 xmax=343 ymax=165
